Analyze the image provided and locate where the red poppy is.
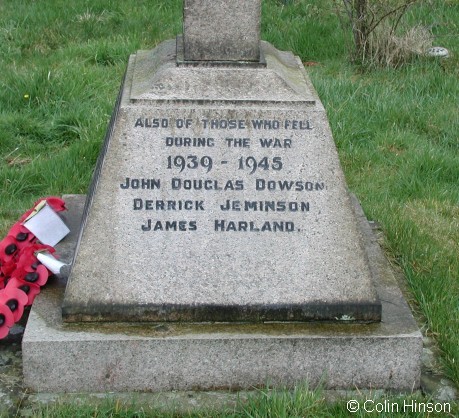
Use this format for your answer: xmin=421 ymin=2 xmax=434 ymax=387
xmin=0 ymin=287 xmax=28 ymax=322
xmin=31 ymin=244 xmax=55 ymax=255
xmin=0 ymin=196 xmax=65 ymax=339
xmin=0 ymin=236 xmax=19 ymax=262
xmin=16 ymin=248 xmax=39 ymax=273
xmin=7 ymin=222 xmax=35 ymax=248
xmin=0 ymin=303 xmax=14 ymax=339
xmin=44 ymin=197 xmax=66 ymax=212
xmin=16 ymin=264 xmax=49 ymax=287
xmin=16 ymin=244 xmax=54 ymax=273
xmin=6 ymin=278 xmax=41 ymax=306
xmin=1 ymin=258 xmax=16 ymax=277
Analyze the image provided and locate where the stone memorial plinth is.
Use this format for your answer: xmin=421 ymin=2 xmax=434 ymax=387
xmin=61 ymin=38 xmax=381 ymax=323
xmin=23 ymin=1 xmax=422 ymax=392
xmin=23 ymin=194 xmax=422 ymax=392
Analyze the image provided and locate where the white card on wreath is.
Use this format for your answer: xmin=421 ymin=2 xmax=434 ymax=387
xmin=23 ymin=202 xmax=70 ymax=247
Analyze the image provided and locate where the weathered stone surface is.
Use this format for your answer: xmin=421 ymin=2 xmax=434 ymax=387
xmin=61 ymin=41 xmax=381 ymax=323
xmin=183 ymin=0 xmax=261 ymax=62
xmin=132 ymin=41 xmax=313 ymax=103
xmin=22 ymin=195 xmax=422 ymax=392
xmin=0 ymin=344 xmax=23 ymax=416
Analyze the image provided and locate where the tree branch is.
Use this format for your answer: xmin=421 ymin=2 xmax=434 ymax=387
xmin=368 ymin=0 xmax=418 ymax=34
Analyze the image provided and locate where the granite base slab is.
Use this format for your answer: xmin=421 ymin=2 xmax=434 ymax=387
xmin=22 ymin=195 xmax=422 ymax=392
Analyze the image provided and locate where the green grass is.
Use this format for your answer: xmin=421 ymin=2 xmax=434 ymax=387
xmin=0 ymin=0 xmax=458 ymax=415
xmin=0 ymin=0 xmax=183 ymax=229
xmin=9 ymin=387 xmax=458 ymax=417
xmin=302 ymin=1 xmax=459 ymax=382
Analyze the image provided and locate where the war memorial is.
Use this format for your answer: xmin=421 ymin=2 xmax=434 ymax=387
xmin=23 ymin=0 xmax=422 ymax=392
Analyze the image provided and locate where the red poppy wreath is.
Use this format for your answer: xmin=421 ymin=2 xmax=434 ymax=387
xmin=0 ymin=197 xmax=66 ymax=339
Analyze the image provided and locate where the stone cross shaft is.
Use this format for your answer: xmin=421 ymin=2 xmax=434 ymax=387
xmin=183 ymin=0 xmax=261 ymax=62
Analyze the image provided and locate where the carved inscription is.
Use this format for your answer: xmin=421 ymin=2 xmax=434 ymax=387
xmin=120 ymin=115 xmax=325 ymax=233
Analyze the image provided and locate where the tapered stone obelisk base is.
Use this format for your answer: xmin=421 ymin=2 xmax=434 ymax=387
xmin=62 ymin=6 xmax=381 ymax=322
